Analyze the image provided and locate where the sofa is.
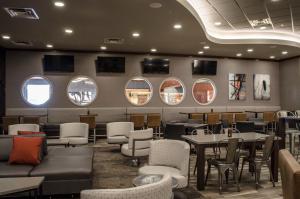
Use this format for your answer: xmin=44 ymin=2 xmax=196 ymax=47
xmin=0 ymin=135 xmax=94 ymax=195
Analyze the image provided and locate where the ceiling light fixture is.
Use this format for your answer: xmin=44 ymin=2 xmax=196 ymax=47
xmin=270 ymin=55 xmax=275 ymax=59
xmin=100 ymin=46 xmax=107 ymax=50
xmin=260 ymin=26 xmax=267 ymax=30
xmin=132 ymin=32 xmax=140 ymax=37
xmin=271 ymin=0 xmax=280 ymax=2
xmin=203 ymin=46 xmax=210 ymax=49
xmin=282 ymin=51 xmax=288 ymax=55
xmin=149 ymin=2 xmax=162 ymax=8
xmin=54 ymin=1 xmax=65 ymax=7
xmin=46 ymin=44 xmax=53 ymax=48
xmin=2 ymin=35 xmax=10 ymax=40
xmin=64 ymin=28 xmax=73 ymax=34
xmin=150 ymin=48 xmax=157 ymax=52
xmin=247 ymin=48 xmax=254 ymax=52
xmin=214 ymin=22 xmax=222 ymax=26
xmin=236 ymin=53 xmax=242 ymax=57
xmin=173 ymin=24 xmax=182 ymax=29
xmin=198 ymin=51 xmax=204 ymax=54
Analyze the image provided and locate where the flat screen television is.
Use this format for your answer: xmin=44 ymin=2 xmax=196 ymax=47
xmin=142 ymin=58 xmax=169 ymax=74
xmin=43 ymin=55 xmax=74 ymax=72
xmin=96 ymin=56 xmax=125 ymax=73
xmin=192 ymin=60 xmax=217 ymax=75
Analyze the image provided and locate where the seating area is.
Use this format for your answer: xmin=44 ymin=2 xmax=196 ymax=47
xmin=1 ymin=0 xmax=300 ymax=199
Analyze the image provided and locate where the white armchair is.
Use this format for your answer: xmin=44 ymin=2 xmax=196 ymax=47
xmin=60 ymin=123 xmax=89 ymax=146
xmin=81 ymin=175 xmax=172 ymax=199
xmin=121 ymin=128 xmax=153 ymax=164
xmin=8 ymin=124 xmax=40 ymax=135
xmin=138 ymin=140 xmax=190 ymax=188
xmin=107 ymin=122 xmax=133 ymax=145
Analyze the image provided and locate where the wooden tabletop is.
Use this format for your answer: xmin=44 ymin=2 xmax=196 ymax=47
xmin=79 ymin=114 xmax=98 ymax=117
xmin=179 ymin=111 xmax=243 ymax=115
xmin=0 ymin=177 xmax=44 ymax=196
xmin=167 ymin=122 xmax=208 ymax=128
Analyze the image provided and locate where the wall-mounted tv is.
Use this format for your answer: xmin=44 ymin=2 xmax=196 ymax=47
xmin=142 ymin=58 xmax=169 ymax=74
xmin=96 ymin=56 xmax=125 ymax=73
xmin=192 ymin=60 xmax=217 ymax=75
xmin=43 ymin=55 xmax=74 ymax=72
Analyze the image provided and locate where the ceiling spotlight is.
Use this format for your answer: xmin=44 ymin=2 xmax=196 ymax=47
xmin=150 ymin=48 xmax=157 ymax=52
xmin=173 ymin=24 xmax=182 ymax=29
xmin=149 ymin=2 xmax=162 ymax=8
xmin=247 ymin=48 xmax=254 ymax=52
xmin=236 ymin=53 xmax=242 ymax=57
xmin=198 ymin=51 xmax=204 ymax=55
xmin=260 ymin=26 xmax=267 ymax=30
xmin=54 ymin=1 xmax=65 ymax=7
xmin=64 ymin=28 xmax=73 ymax=34
xmin=2 ymin=35 xmax=10 ymax=40
xmin=214 ymin=22 xmax=222 ymax=26
xmin=282 ymin=51 xmax=288 ymax=55
xmin=270 ymin=56 xmax=275 ymax=59
xmin=46 ymin=44 xmax=53 ymax=48
xmin=271 ymin=0 xmax=280 ymax=2
xmin=132 ymin=32 xmax=140 ymax=37
xmin=280 ymin=24 xmax=285 ymax=27
xmin=100 ymin=46 xmax=107 ymax=50
xmin=203 ymin=46 xmax=210 ymax=49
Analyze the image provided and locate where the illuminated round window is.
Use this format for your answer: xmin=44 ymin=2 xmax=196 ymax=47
xmin=21 ymin=76 xmax=52 ymax=106
xmin=125 ymin=77 xmax=153 ymax=106
xmin=192 ymin=78 xmax=217 ymax=105
xmin=159 ymin=78 xmax=185 ymax=105
xmin=67 ymin=76 xmax=98 ymax=106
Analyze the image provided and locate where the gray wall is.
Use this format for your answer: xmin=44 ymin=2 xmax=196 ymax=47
xmin=280 ymin=58 xmax=300 ymax=110
xmin=6 ymin=50 xmax=280 ymax=108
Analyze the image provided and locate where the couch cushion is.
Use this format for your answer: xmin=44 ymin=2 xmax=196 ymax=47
xmin=0 ymin=136 xmax=13 ymax=161
xmin=0 ymin=162 xmax=33 ymax=177
xmin=30 ymin=156 xmax=93 ymax=180
xmin=107 ymin=135 xmax=128 ymax=144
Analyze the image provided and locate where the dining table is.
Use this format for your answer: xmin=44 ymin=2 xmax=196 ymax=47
xmin=182 ymin=132 xmax=281 ymax=190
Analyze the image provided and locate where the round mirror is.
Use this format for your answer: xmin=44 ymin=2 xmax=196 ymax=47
xmin=21 ymin=76 xmax=52 ymax=106
xmin=192 ymin=78 xmax=217 ymax=105
xmin=159 ymin=78 xmax=185 ymax=105
xmin=125 ymin=77 xmax=153 ymax=106
xmin=67 ymin=76 xmax=98 ymax=106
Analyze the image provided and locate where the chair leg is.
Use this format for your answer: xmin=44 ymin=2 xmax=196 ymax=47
xmin=219 ymin=169 xmax=224 ymax=194
xmin=205 ymin=161 xmax=211 ymax=185
xmin=193 ymin=156 xmax=198 ymax=175
xmin=93 ymin=128 xmax=96 ymax=144
xmin=233 ymin=166 xmax=240 ymax=192
xmin=255 ymin=163 xmax=261 ymax=189
xmin=267 ymin=161 xmax=275 ymax=187
xmin=239 ymin=159 xmax=245 ymax=182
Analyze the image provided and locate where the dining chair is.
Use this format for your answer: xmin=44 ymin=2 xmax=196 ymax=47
xmin=239 ymin=135 xmax=276 ymax=189
xmin=2 ymin=116 xmax=20 ymax=134
xmin=221 ymin=113 xmax=234 ymax=128
xmin=235 ymin=113 xmax=247 ymax=122
xmin=190 ymin=113 xmax=204 ymax=123
xmin=130 ymin=114 xmax=145 ymax=130
xmin=80 ymin=115 xmax=97 ymax=144
xmin=207 ymin=113 xmax=220 ymax=134
xmin=263 ymin=112 xmax=275 ymax=133
xmin=205 ymin=138 xmax=242 ymax=193
xmin=146 ymin=114 xmax=161 ymax=138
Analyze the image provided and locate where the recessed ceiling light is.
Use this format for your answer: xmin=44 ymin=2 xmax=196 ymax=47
xmin=280 ymin=24 xmax=285 ymax=27
xmin=64 ymin=28 xmax=73 ymax=34
xmin=100 ymin=46 xmax=107 ymax=50
xmin=149 ymin=2 xmax=162 ymax=8
xmin=132 ymin=32 xmax=140 ymax=37
xmin=198 ymin=51 xmax=204 ymax=54
xmin=247 ymin=48 xmax=254 ymax=52
xmin=270 ymin=55 xmax=275 ymax=59
xmin=54 ymin=1 xmax=65 ymax=7
xmin=236 ymin=53 xmax=242 ymax=57
xmin=46 ymin=44 xmax=53 ymax=48
xmin=282 ymin=51 xmax=288 ymax=55
xmin=2 ymin=35 xmax=10 ymax=40
xmin=173 ymin=24 xmax=182 ymax=29
xmin=203 ymin=46 xmax=210 ymax=49
xmin=150 ymin=48 xmax=157 ymax=52
xmin=260 ymin=26 xmax=267 ymax=30
xmin=214 ymin=22 xmax=222 ymax=26
xmin=271 ymin=0 xmax=280 ymax=2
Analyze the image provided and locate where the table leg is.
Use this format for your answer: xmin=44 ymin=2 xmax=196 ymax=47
xmin=271 ymin=140 xmax=279 ymax=182
xmin=196 ymin=145 xmax=206 ymax=190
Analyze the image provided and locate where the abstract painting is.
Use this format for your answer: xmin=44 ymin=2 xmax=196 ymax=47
xmin=253 ymin=74 xmax=270 ymax=100
xmin=229 ymin=73 xmax=246 ymax=100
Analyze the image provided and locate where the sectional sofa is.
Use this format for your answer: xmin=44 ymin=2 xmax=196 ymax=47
xmin=0 ymin=135 xmax=94 ymax=195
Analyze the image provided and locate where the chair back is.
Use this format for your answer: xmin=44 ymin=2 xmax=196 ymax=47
xmin=164 ymin=123 xmax=185 ymax=140
xmin=147 ymin=114 xmax=161 ymax=128
xmin=106 ymin=122 xmax=134 ymax=137
xmin=207 ymin=113 xmax=219 ymax=125
xmin=2 ymin=116 xmax=20 ymax=133
xmin=190 ymin=113 xmax=204 ymax=121
xmin=235 ymin=113 xmax=247 ymax=122
xmin=22 ymin=116 xmax=40 ymax=124
xmin=149 ymin=140 xmax=190 ymax=177
xmin=225 ymin=138 xmax=240 ymax=164
xmin=130 ymin=114 xmax=145 ymax=129
xmin=263 ymin=112 xmax=275 ymax=123
xmin=128 ymin=128 xmax=153 ymax=150
xmin=279 ymin=149 xmax=300 ymax=199
xmin=60 ymin=123 xmax=89 ymax=138
xmin=236 ymin=121 xmax=255 ymax=133
xmin=221 ymin=113 xmax=234 ymax=126
xmin=8 ymin=124 xmax=40 ymax=135
xmin=80 ymin=115 xmax=96 ymax=129
xmin=277 ymin=110 xmax=288 ymax=118
xmin=262 ymin=135 xmax=275 ymax=160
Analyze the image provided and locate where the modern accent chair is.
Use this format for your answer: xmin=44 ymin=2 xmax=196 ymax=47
xmin=121 ymin=128 xmax=153 ymax=165
xmin=138 ymin=140 xmax=190 ymax=188
xmin=8 ymin=124 xmax=40 ymax=135
xmin=80 ymin=174 xmax=172 ymax=199
xmin=106 ymin=122 xmax=134 ymax=145
xmin=60 ymin=123 xmax=89 ymax=146
xmin=279 ymin=149 xmax=300 ymax=199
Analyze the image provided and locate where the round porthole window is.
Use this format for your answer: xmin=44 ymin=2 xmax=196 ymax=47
xmin=192 ymin=78 xmax=217 ymax=105
xmin=67 ymin=76 xmax=98 ymax=106
xmin=159 ymin=78 xmax=185 ymax=105
xmin=125 ymin=77 xmax=153 ymax=106
xmin=21 ymin=76 xmax=52 ymax=106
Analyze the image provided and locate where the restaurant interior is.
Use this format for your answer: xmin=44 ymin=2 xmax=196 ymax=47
xmin=1 ymin=0 xmax=300 ymax=199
